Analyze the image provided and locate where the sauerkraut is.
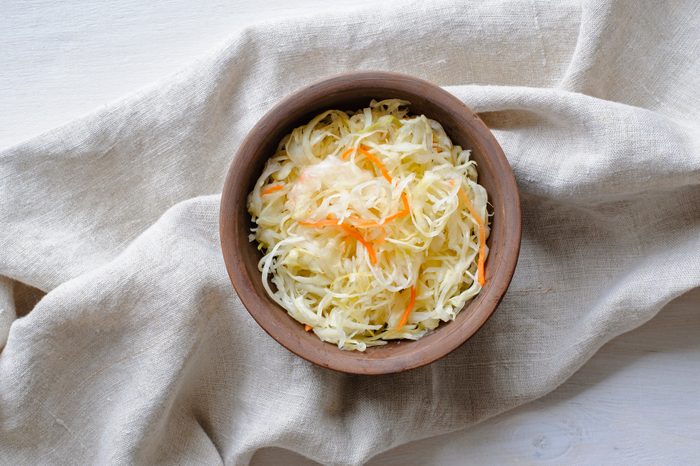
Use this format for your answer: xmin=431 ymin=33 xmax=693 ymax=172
xmin=247 ymin=99 xmax=489 ymax=351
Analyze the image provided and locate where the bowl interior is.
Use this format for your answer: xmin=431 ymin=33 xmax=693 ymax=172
xmin=220 ymin=72 xmax=520 ymax=374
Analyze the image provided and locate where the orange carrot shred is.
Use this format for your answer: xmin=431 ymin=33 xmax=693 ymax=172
xmin=342 ymin=145 xmax=392 ymax=183
xmin=310 ymin=193 xmax=408 ymax=230
xmin=347 ymin=215 xmax=381 ymax=228
xmin=298 ymin=215 xmax=377 ymax=265
xmin=457 ymin=186 xmax=486 ymax=286
xmin=401 ymin=192 xmax=410 ymax=212
xmin=477 ymin=234 xmax=486 ymax=285
xmin=397 ymin=286 xmax=417 ymax=329
xmin=298 ymin=214 xmax=340 ymax=227
xmin=298 ymin=218 xmax=340 ymax=227
xmin=304 ymin=324 xmax=312 ymax=332
xmin=382 ymin=192 xmax=411 ymax=223
xmin=382 ymin=209 xmax=406 ymax=223
xmin=339 ymin=224 xmax=377 ymax=264
xmin=357 ymin=146 xmax=392 ymax=183
xmin=262 ymin=184 xmax=284 ymax=195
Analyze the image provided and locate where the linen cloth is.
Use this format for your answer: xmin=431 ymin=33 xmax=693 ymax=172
xmin=1 ymin=0 xmax=699 ymax=464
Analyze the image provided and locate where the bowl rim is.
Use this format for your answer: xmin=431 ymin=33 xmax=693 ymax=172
xmin=220 ymin=71 xmax=521 ymax=374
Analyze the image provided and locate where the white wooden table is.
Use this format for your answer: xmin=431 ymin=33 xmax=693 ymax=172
xmin=3 ymin=2 xmax=699 ymax=464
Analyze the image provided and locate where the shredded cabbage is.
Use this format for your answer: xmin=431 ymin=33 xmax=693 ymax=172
xmin=247 ymin=99 xmax=489 ymax=351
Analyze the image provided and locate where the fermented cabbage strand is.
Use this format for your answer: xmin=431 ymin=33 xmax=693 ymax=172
xmin=247 ymin=99 xmax=489 ymax=351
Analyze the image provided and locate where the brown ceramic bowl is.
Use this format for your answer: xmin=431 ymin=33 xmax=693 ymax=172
xmin=220 ymin=71 xmax=521 ymax=375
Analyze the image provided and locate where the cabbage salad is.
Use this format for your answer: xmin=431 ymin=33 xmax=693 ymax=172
xmin=247 ymin=99 xmax=489 ymax=351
